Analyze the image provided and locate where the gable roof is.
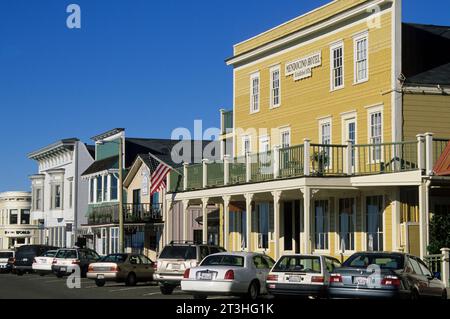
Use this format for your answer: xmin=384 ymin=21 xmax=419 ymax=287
xmin=434 ymin=141 xmax=450 ymax=176
xmin=404 ymin=23 xmax=450 ymax=40
xmin=404 ymin=62 xmax=450 ymax=86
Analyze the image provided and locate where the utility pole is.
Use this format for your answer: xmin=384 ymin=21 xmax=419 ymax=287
xmin=118 ymin=137 xmax=124 ymax=253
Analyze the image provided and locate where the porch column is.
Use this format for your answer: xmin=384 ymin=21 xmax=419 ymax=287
xmin=301 ymin=187 xmax=311 ymax=254
xmin=182 ymin=200 xmax=190 ymax=241
xmin=202 ymin=198 xmax=209 ymax=244
xmin=272 ymin=191 xmax=281 ymax=260
xmin=165 ymin=199 xmax=173 ymax=245
xmin=418 ymin=182 xmax=430 ymax=258
xmin=391 ymin=187 xmax=401 ymax=251
xmin=223 ymin=196 xmax=231 ymax=250
xmin=441 ymin=248 xmax=450 ymax=288
xmin=245 ymin=193 xmax=254 ymax=252
xmin=425 ymin=132 xmax=434 ymax=176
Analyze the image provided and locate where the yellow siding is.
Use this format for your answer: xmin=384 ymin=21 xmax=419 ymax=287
xmin=234 ymin=0 xmax=370 ymax=56
xmin=234 ymin=13 xmax=393 ymax=154
xmin=126 ymin=163 xmax=151 ymax=204
xmin=403 ymin=94 xmax=450 ymax=141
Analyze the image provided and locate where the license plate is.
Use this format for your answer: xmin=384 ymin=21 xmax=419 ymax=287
xmin=199 ymin=272 xmax=212 ymax=280
xmin=60 ymin=267 xmax=67 ymax=272
xmin=171 ymin=264 xmax=180 ymax=270
xmin=97 ymin=274 xmax=105 ymax=280
xmin=288 ymin=275 xmax=302 ymax=283
xmin=23 ymin=258 xmax=28 ymax=262
xmin=354 ymin=276 xmax=367 ymax=285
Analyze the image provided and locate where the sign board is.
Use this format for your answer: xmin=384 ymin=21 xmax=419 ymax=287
xmin=285 ymin=51 xmax=322 ymax=81
xmin=141 ymin=167 xmax=150 ymax=196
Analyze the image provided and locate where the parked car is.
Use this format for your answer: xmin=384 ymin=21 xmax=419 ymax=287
xmin=181 ymin=252 xmax=275 ymax=300
xmin=87 ymin=253 xmax=155 ymax=287
xmin=329 ymin=251 xmax=447 ymax=299
xmin=266 ymin=254 xmax=341 ymax=298
xmin=13 ymin=245 xmax=58 ymax=275
xmin=32 ymin=250 xmax=58 ymax=276
xmin=52 ymin=248 xmax=100 ymax=277
xmin=154 ymin=241 xmax=226 ymax=295
xmin=0 ymin=250 xmax=15 ymax=273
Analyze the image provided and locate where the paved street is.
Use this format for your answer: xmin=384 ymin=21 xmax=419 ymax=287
xmin=0 ymin=273 xmax=197 ymax=299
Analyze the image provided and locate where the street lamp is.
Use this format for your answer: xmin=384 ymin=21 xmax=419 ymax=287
xmin=98 ymin=138 xmax=124 ymax=253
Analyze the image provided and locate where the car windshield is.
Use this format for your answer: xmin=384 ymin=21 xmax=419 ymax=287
xmin=101 ymin=254 xmax=128 ymax=263
xmin=159 ymin=246 xmax=196 ymax=260
xmin=55 ymin=250 xmax=78 ymax=259
xmin=42 ymin=251 xmax=57 ymax=257
xmin=272 ymin=256 xmax=321 ymax=273
xmin=201 ymin=255 xmax=244 ymax=267
xmin=343 ymin=254 xmax=404 ymax=270
xmin=16 ymin=246 xmax=38 ymax=254
xmin=0 ymin=252 xmax=13 ymax=259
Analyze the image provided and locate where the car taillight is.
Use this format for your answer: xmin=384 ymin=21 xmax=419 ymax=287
xmin=224 ymin=270 xmax=234 ymax=280
xmin=110 ymin=265 xmax=120 ymax=272
xmin=52 ymin=258 xmax=57 ymax=264
xmin=183 ymin=268 xmax=190 ymax=279
xmin=72 ymin=259 xmax=80 ymax=265
xmin=266 ymin=274 xmax=278 ymax=281
xmin=330 ymin=274 xmax=342 ymax=283
xmin=381 ymin=276 xmax=401 ymax=287
xmin=311 ymin=276 xmax=325 ymax=283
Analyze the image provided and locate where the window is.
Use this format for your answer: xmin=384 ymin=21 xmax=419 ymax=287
xmin=331 ymin=42 xmax=344 ymax=90
xmin=9 ymin=209 xmax=18 ymax=225
xmin=34 ymin=188 xmax=43 ymax=211
xmin=270 ymin=66 xmax=281 ymax=108
xmin=408 ymin=257 xmax=423 ymax=275
xmin=89 ymin=178 xmax=95 ymax=203
xmin=96 ymin=176 xmax=103 ymax=203
xmin=256 ymin=203 xmax=269 ymax=249
xmin=110 ymin=227 xmax=119 ymax=254
xmin=354 ymin=34 xmax=368 ymax=83
xmin=103 ymin=175 xmax=108 ymax=202
xmin=21 ymin=209 xmax=30 ymax=225
xmin=314 ymin=200 xmax=329 ymax=250
xmin=101 ymin=228 xmax=107 ymax=256
xmin=319 ymin=119 xmax=332 ymax=164
xmin=253 ymin=255 xmax=270 ymax=269
xmin=366 ymin=195 xmax=384 ymax=251
xmin=242 ymin=136 xmax=251 ymax=156
xmin=250 ymin=73 xmax=260 ymax=113
xmin=369 ymin=110 xmax=382 ymax=161
xmin=280 ymin=129 xmax=290 ymax=148
xmin=69 ymin=181 xmax=73 ymax=209
xmin=273 ymin=256 xmax=321 ymax=273
xmin=53 ymin=184 xmax=62 ymax=209
xmin=339 ymin=198 xmax=355 ymax=251
xmin=259 ymin=136 xmax=270 ymax=153
xmin=110 ymin=175 xmax=118 ymax=201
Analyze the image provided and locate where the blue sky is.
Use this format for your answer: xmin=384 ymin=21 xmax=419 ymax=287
xmin=0 ymin=0 xmax=449 ymax=192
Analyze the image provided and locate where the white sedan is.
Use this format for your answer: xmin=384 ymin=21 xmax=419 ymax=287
xmin=181 ymin=252 xmax=275 ymax=300
xmin=32 ymin=250 xmax=58 ymax=276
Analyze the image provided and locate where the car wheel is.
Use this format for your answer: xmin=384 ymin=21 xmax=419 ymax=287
xmin=246 ymin=280 xmax=260 ymax=300
xmin=125 ymin=272 xmax=137 ymax=286
xmin=95 ymin=279 xmax=106 ymax=287
xmin=410 ymin=289 xmax=420 ymax=300
xmin=442 ymin=289 xmax=448 ymax=300
xmin=193 ymin=295 xmax=207 ymax=300
xmin=160 ymin=284 xmax=175 ymax=295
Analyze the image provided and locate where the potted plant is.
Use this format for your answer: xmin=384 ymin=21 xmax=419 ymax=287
xmin=311 ymin=149 xmax=329 ymax=176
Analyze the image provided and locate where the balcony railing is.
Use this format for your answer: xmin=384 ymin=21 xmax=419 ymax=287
xmin=167 ymin=133 xmax=447 ymax=193
xmin=87 ymin=203 xmax=163 ymax=225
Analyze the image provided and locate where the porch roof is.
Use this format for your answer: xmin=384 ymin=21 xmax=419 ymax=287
xmin=434 ymin=141 xmax=450 ymax=176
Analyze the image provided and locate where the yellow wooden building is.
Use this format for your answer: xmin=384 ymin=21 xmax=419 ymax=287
xmin=165 ymin=0 xmax=450 ymax=261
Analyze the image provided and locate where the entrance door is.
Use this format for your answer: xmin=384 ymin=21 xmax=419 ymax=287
xmin=343 ymin=118 xmax=356 ymax=172
xmin=283 ymin=201 xmax=301 ymax=254
xmin=133 ymin=189 xmax=141 ymax=214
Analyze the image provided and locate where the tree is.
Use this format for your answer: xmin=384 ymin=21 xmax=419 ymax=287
xmin=428 ymin=209 xmax=450 ymax=254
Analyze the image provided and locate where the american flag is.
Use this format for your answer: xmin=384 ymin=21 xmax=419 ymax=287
xmin=148 ymin=154 xmax=171 ymax=195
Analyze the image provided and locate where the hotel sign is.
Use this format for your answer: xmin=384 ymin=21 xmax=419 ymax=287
xmin=285 ymin=51 xmax=322 ymax=81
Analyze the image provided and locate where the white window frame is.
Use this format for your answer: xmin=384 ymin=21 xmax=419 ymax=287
xmin=250 ymin=72 xmax=260 ymax=114
xmin=353 ymin=31 xmax=369 ymax=84
xmin=341 ymin=111 xmax=358 ymax=172
xmin=330 ymin=41 xmax=345 ymax=91
xmin=270 ymin=65 xmax=281 ymax=108
xmin=242 ymin=135 xmax=252 ymax=156
xmin=279 ymin=127 xmax=291 ymax=148
xmin=366 ymin=104 xmax=384 ymax=163
xmin=109 ymin=227 xmax=119 ymax=254
xmin=318 ymin=117 xmax=333 ymax=168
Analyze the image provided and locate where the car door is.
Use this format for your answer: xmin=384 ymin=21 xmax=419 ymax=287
xmin=253 ymin=255 xmax=271 ymax=291
xmin=408 ymin=257 xmax=429 ymax=296
xmin=128 ymin=255 xmax=141 ymax=277
xmin=139 ymin=255 xmax=154 ymax=281
xmin=416 ymin=257 xmax=443 ymax=298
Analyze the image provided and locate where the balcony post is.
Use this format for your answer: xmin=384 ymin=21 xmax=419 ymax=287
xmin=245 ymin=193 xmax=254 ymax=251
xmin=246 ymin=152 xmax=251 ymax=183
xmin=224 ymin=155 xmax=230 ymax=185
xmin=416 ymin=134 xmax=425 ymax=172
xmin=345 ymin=140 xmax=353 ymax=175
xmin=303 ymin=139 xmax=311 ymax=176
xmin=166 ymin=170 xmax=171 ymax=193
xmin=425 ymin=132 xmax=434 ymax=176
xmin=202 ymin=198 xmax=209 ymax=244
xmin=182 ymin=200 xmax=190 ymax=241
xmin=223 ymin=195 xmax=231 ymax=250
xmin=202 ymin=159 xmax=209 ymax=188
xmin=220 ymin=108 xmax=225 ymax=135
xmin=441 ymin=248 xmax=450 ymax=288
xmin=183 ymin=163 xmax=188 ymax=191
xmin=273 ymin=145 xmax=281 ymax=179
